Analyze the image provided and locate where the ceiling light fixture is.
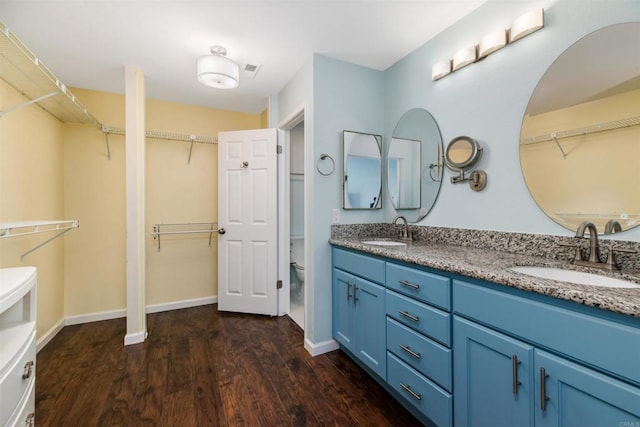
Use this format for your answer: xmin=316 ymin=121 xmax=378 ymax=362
xmin=197 ymin=45 xmax=239 ymax=89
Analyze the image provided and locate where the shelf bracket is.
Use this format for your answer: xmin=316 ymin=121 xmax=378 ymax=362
xmin=0 ymin=91 xmax=60 ymax=118
xmin=187 ymin=135 xmax=196 ymax=164
xmin=102 ymin=126 xmax=112 ymax=160
xmin=20 ymin=226 xmax=74 ymax=261
xmin=551 ymin=133 xmax=568 ymax=159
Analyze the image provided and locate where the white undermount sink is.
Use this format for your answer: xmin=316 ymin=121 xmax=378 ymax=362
xmin=510 ymin=266 xmax=640 ymax=289
xmin=361 ymin=240 xmax=407 ymax=247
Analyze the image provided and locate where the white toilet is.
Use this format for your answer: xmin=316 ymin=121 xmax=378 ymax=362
xmin=291 ymin=262 xmax=305 ymax=295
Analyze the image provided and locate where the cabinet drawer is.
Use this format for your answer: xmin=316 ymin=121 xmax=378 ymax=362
xmin=386 ymin=263 xmax=450 ymax=310
xmin=6 ymin=375 xmax=35 ymax=427
xmin=387 ymin=352 xmax=452 ymax=427
xmin=454 ymin=280 xmax=640 ymax=385
xmin=0 ymin=330 xmax=35 ymax=426
xmin=387 ymin=318 xmax=452 ymax=392
xmin=386 ymin=290 xmax=451 ymax=347
xmin=333 ymin=248 xmax=385 ymax=284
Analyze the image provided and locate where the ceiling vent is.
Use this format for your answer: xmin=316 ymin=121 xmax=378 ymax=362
xmin=242 ymin=63 xmax=262 ymax=79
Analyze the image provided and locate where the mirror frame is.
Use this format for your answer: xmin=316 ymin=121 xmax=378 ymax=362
xmin=342 ymin=130 xmax=382 ymax=210
xmin=444 ymin=136 xmax=482 ymax=171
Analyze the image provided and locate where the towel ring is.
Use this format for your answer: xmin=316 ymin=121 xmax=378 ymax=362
xmin=316 ymin=154 xmax=335 ymax=176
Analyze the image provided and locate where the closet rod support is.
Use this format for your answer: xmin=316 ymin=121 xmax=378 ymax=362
xmin=0 ymin=91 xmax=60 ymax=118
xmin=102 ymin=126 xmax=112 ymax=160
xmin=20 ymin=227 xmax=73 ymax=261
xmin=551 ymin=133 xmax=568 ymax=159
xmin=187 ymin=135 xmax=196 ymax=164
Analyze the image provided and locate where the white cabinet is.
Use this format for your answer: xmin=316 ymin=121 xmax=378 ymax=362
xmin=0 ymin=267 xmax=37 ymax=427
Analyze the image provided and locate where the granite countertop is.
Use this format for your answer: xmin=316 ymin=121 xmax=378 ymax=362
xmin=329 ymin=237 xmax=640 ymax=318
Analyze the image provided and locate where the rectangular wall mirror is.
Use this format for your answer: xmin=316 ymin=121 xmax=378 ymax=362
xmin=343 ymin=130 xmax=382 ymax=209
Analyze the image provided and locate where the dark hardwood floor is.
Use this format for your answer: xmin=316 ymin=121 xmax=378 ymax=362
xmin=36 ymin=305 xmax=423 ymax=426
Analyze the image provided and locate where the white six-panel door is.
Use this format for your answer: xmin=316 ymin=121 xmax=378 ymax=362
xmin=218 ymin=129 xmax=278 ymax=315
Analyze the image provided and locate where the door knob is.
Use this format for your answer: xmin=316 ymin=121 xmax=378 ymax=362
xmin=218 ymin=228 xmax=226 ymax=235
xmin=240 ymin=161 xmax=249 ymax=168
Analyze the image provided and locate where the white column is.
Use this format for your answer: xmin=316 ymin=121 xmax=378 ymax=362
xmin=124 ymin=66 xmax=147 ymax=345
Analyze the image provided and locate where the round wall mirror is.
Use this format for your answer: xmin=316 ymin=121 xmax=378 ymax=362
xmin=519 ymin=22 xmax=640 ymax=234
xmin=388 ymin=108 xmax=443 ymax=222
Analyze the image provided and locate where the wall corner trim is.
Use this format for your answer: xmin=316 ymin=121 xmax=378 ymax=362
xmin=304 ymin=338 xmax=339 ymax=357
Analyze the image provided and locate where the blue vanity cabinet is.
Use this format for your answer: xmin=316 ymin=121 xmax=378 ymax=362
xmin=453 ymin=279 xmax=640 ymax=427
xmin=385 ymin=261 xmax=453 ymax=427
xmin=454 ymin=316 xmax=534 ymax=427
xmin=332 ymin=248 xmax=386 ymax=379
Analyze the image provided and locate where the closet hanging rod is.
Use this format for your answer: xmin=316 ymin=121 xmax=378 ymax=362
xmin=521 ymin=115 xmax=640 ymax=145
xmin=102 ymin=126 xmax=217 ymax=144
xmin=151 ymin=222 xmax=221 ymax=252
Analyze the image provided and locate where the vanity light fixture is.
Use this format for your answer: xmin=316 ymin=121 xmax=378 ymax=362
xmin=452 ymin=46 xmax=477 ymax=71
xmin=431 ymin=8 xmax=544 ymax=81
xmin=431 ymin=60 xmax=452 ymax=81
xmin=478 ymin=28 xmax=507 ymax=59
xmin=510 ymin=9 xmax=544 ymax=43
xmin=197 ymin=45 xmax=239 ymax=89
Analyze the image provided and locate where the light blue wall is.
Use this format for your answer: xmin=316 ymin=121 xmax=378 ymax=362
xmin=311 ymin=55 xmax=385 ymax=344
xmin=276 ymin=54 xmax=384 ymax=346
xmin=276 ymin=0 xmax=639 ymax=349
xmin=384 ymin=0 xmax=640 ymax=242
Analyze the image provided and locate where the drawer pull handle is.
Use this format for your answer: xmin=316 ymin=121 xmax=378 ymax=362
xmin=400 ymin=383 xmax=422 ymax=401
xmin=353 ymin=284 xmax=359 ymax=304
xmin=540 ymin=367 xmax=549 ymax=411
xmin=399 ymin=344 xmax=421 ymax=359
xmin=399 ymin=280 xmax=420 ymax=290
xmin=398 ymin=310 xmax=419 ymax=322
xmin=512 ymin=355 xmax=521 ymax=395
xmin=22 ymin=360 xmax=34 ymax=379
xmin=25 ymin=412 xmax=35 ymax=427
xmin=346 ymin=282 xmax=352 ymax=301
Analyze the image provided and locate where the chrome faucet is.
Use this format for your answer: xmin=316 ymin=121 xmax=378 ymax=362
xmin=575 ymin=221 xmax=601 ymax=264
xmin=392 ymin=215 xmax=412 ymax=241
xmin=604 ymin=219 xmax=622 ymax=234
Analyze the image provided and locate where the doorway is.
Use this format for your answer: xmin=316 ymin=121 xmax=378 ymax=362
xmin=288 ymin=121 xmax=305 ymax=329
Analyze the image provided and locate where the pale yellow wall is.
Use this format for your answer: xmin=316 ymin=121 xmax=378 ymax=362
xmin=521 ymin=89 xmax=640 ymax=230
xmin=260 ymin=107 xmax=269 ymax=129
xmin=63 ymin=89 xmax=126 ymax=317
xmin=64 ymin=88 xmax=262 ymax=316
xmin=0 ymin=80 xmax=66 ymax=340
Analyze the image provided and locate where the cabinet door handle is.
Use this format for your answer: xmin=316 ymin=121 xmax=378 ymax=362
xmin=398 ymin=310 xmax=419 ymax=322
xmin=400 ymin=383 xmax=422 ymax=401
xmin=512 ymin=355 xmax=521 ymax=395
xmin=22 ymin=360 xmax=34 ymax=379
xmin=346 ymin=282 xmax=352 ymax=301
xmin=540 ymin=367 xmax=549 ymax=411
xmin=399 ymin=344 xmax=421 ymax=359
xmin=399 ymin=280 xmax=420 ymax=290
xmin=353 ymin=284 xmax=358 ymax=304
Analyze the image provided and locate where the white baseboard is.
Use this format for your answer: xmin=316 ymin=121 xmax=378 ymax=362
xmin=304 ymin=337 xmax=339 ymax=356
xmin=38 ymin=296 xmax=218 ymax=351
xmin=146 ymin=296 xmax=217 ymax=313
xmin=65 ymin=308 xmax=126 ymax=326
xmin=36 ymin=318 xmax=65 ymax=353
xmin=124 ymin=330 xmax=147 ymax=346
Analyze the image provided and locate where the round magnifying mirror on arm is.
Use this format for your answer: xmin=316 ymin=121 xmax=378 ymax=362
xmin=444 ymin=136 xmax=487 ymax=191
